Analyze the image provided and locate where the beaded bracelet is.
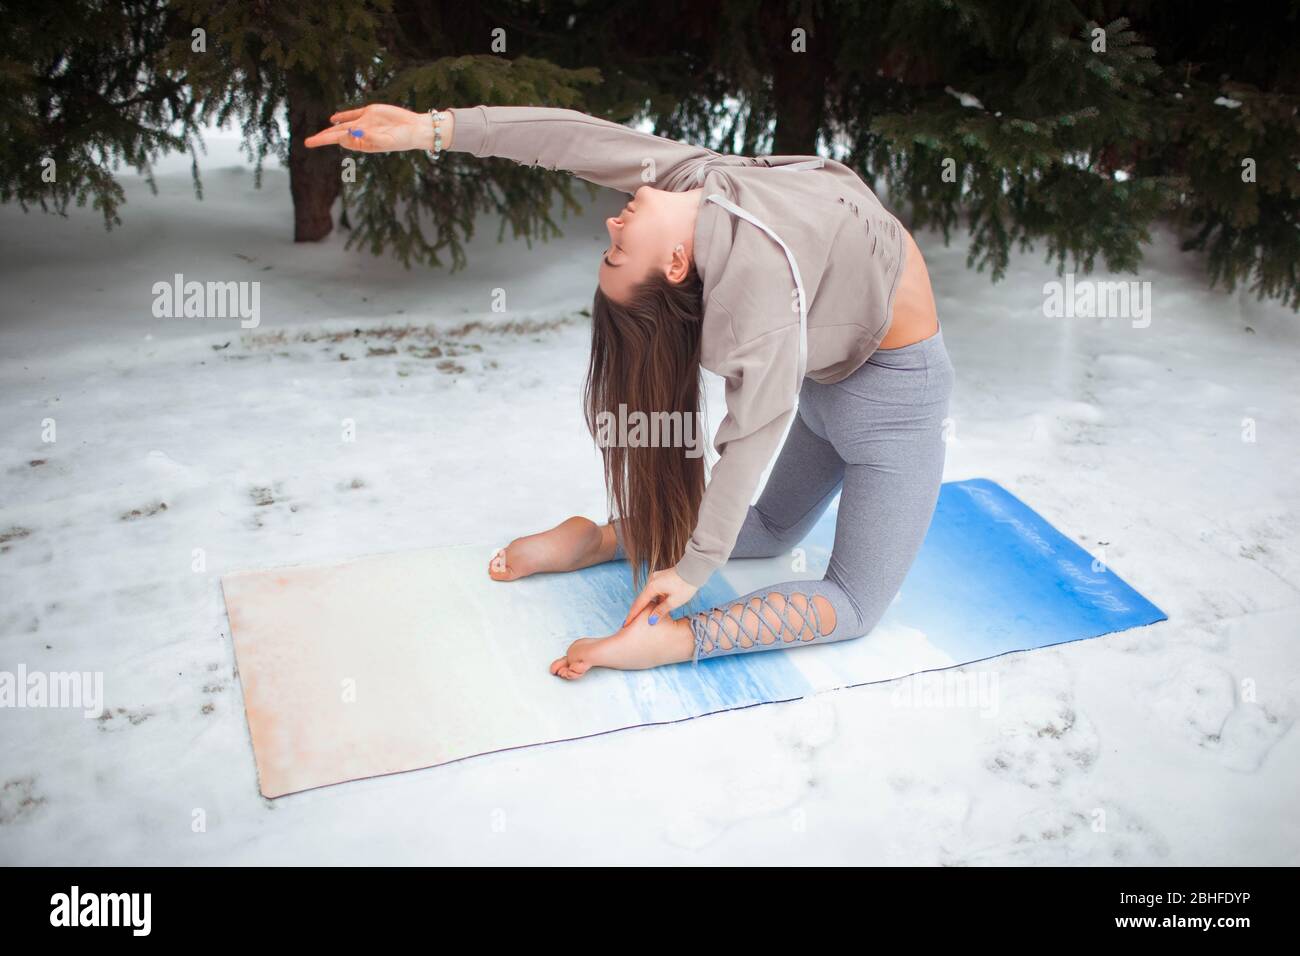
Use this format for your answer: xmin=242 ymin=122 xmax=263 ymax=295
xmin=427 ymin=109 xmax=448 ymax=160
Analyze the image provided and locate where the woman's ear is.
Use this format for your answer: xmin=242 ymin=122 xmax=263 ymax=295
xmin=666 ymin=243 xmax=690 ymax=283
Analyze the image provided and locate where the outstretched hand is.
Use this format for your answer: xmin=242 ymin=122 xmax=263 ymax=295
xmin=304 ymin=104 xmax=449 ymax=154
xmin=623 ymin=567 xmax=699 ymax=629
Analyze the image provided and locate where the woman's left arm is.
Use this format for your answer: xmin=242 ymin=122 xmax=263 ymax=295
xmin=445 ymin=105 xmax=723 ymax=194
xmin=304 ymin=102 xmax=722 ymax=194
xmin=623 ymin=315 xmax=802 ymax=625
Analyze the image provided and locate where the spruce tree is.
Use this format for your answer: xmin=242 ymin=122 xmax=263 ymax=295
xmin=511 ymin=0 xmax=1299 ymax=306
xmin=3 ymin=0 xmax=1296 ymax=306
xmin=1130 ymin=0 xmax=1299 ymax=308
xmin=0 ymin=0 xmax=200 ymax=227
xmin=166 ymin=0 xmax=389 ymax=241
xmin=169 ymin=0 xmax=612 ymax=264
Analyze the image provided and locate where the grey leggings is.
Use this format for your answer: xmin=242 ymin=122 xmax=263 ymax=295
xmin=615 ymin=323 xmax=954 ymax=665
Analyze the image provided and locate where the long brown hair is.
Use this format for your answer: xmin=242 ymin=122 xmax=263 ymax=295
xmin=585 ymin=263 xmax=707 ymax=588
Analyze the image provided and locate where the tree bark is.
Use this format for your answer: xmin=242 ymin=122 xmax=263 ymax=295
xmin=764 ymin=1 xmax=830 ymax=155
xmin=286 ymin=74 xmax=341 ymax=242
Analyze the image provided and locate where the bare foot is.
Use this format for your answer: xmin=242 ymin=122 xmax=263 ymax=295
xmin=488 ymin=516 xmax=613 ymax=581
xmin=550 ymin=604 xmax=695 ymax=680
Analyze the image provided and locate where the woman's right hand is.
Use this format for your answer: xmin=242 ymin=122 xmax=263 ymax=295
xmin=303 ymin=104 xmax=454 ymax=154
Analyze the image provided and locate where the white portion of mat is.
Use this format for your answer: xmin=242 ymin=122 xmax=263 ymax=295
xmin=222 ymin=540 xmax=958 ymax=797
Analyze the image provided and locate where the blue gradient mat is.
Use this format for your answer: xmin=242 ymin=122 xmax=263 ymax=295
xmin=225 ymin=477 xmax=1168 ymax=795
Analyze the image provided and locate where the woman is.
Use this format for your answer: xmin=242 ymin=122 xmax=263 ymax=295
xmin=306 ymin=103 xmax=954 ymax=679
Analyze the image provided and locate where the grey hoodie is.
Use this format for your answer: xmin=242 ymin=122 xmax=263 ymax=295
xmin=448 ymin=105 xmax=906 ymax=587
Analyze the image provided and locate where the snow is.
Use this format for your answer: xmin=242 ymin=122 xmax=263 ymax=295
xmin=944 ymin=85 xmax=986 ymax=110
xmin=1 ymin=126 xmax=1298 ymax=865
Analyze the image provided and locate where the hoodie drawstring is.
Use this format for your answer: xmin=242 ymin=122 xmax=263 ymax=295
xmin=702 ymin=194 xmax=809 ymax=395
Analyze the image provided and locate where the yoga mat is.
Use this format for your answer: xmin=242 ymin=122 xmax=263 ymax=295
xmin=221 ymin=478 xmax=1166 ymax=797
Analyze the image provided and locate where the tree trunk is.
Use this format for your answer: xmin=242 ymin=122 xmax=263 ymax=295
xmin=764 ymin=1 xmax=830 ymax=155
xmin=286 ymin=74 xmax=341 ymax=242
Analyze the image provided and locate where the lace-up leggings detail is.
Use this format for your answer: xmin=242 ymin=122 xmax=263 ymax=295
xmin=689 ymin=591 xmax=836 ymax=664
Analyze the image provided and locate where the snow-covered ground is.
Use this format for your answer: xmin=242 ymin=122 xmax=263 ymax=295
xmin=1 ymin=129 xmax=1297 ymax=865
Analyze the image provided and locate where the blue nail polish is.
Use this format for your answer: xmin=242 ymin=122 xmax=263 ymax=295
xmin=648 ymin=614 xmax=658 ymax=625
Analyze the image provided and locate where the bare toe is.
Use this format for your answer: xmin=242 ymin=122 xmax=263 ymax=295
xmin=487 ymin=546 xmax=521 ymax=581
xmin=551 ymin=638 xmax=600 ymax=679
